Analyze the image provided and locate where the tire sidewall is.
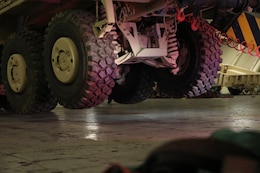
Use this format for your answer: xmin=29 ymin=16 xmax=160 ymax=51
xmin=44 ymin=18 xmax=88 ymax=104
xmin=2 ymin=36 xmax=36 ymax=110
xmin=155 ymin=22 xmax=201 ymax=97
xmin=171 ymin=22 xmax=201 ymax=88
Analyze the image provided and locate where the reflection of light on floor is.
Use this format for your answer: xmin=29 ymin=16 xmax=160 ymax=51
xmin=229 ymin=118 xmax=254 ymax=129
xmin=85 ymin=109 xmax=99 ymax=141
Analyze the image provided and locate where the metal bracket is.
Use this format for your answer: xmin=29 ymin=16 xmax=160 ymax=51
xmin=115 ymin=22 xmax=168 ymax=65
xmin=93 ymin=0 xmax=115 ymax=38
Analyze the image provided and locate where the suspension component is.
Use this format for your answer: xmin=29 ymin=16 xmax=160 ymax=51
xmin=108 ymin=1 xmax=180 ymax=74
xmin=93 ymin=0 xmax=115 ymax=38
xmin=118 ymin=0 xmax=172 ymax=22
xmin=162 ymin=16 xmax=180 ymax=74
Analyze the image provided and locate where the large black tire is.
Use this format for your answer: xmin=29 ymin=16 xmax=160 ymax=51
xmin=109 ymin=64 xmax=154 ymax=104
xmin=1 ymin=31 xmax=57 ymax=114
xmin=228 ymin=87 xmax=243 ymax=95
xmin=44 ymin=10 xmax=117 ymax=109
xmin=154 ymin=21 xmax=222 ymax=97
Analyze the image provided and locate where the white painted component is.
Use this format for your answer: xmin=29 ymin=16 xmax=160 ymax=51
xmin=221 ymin=44 xmax=260 ymax=72
xmin=116 ymin=22 xmax=167 ymax=59
xmin=217 ymin=64 xmax=260 ymax=88
xmin=217 ymin=43 xmax=260 ymax=89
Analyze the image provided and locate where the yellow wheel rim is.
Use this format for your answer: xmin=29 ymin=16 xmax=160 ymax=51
xmin=51 ymin=37 xmax=79 ymax=84
xmin=7 ymin=54 xmax=27 ymax=93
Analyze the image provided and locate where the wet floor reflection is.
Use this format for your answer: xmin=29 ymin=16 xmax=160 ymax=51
xmin=84 ymin=109 xmax=99 ymax=141
xmin=0 ymin=96 xmax=260 ymax=172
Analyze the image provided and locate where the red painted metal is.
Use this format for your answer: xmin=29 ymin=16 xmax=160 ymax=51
xmin=26 ymin=0 xmax=85 ymax=27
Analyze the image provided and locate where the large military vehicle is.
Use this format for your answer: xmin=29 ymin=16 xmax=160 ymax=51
xmin=0 ymin=0 xmax=258 ymax=114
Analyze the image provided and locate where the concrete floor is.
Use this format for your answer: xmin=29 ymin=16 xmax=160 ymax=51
xmin=0 ymin=95 xmax=260 ymax=173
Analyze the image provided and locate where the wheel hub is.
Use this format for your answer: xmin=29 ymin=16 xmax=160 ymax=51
xmin=7 ymin=54 xmax=27 ymax=93
xmin=51 ymin=37 xmax=79 ymax=84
